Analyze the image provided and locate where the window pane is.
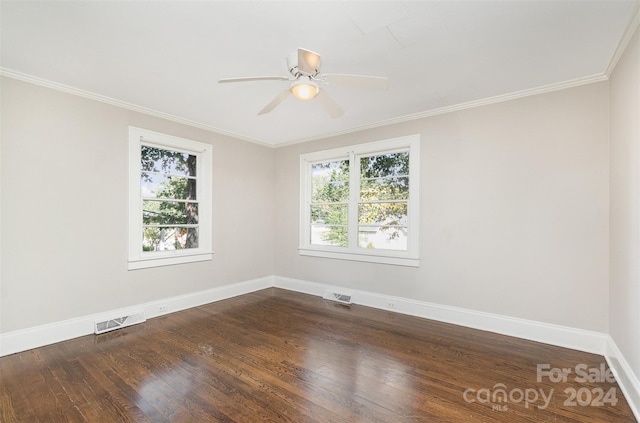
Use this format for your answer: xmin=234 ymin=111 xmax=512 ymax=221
xmin=312 ymin=160 xmax=349 ymax=203
xmin=360 ymin=176 xmax=409 ymax=201
xmin=143 ymin=200 xmax=199 ymax=225
xmin=141 ymin=173 xmax=196 ymax=200
xmin=358 ymin=226 xmax=407 ymax=250
xmin=143 ymin=227 xmax=199 ymax=251
xmin=360 ymin=152 xmax=409 ymax=178
xmin=311 ymin=204 xmax=348 ymax=225
xmin=310 ymin=225 xmax=348 ymax=247
xmin=358 ymin=202 xmax=407 ymax=225
xmin=141 ymin=146 xmax=197 ymax=177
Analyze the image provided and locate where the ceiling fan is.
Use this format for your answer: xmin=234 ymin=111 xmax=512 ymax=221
xmin=218 ymin=48 xmax=389 ymax=118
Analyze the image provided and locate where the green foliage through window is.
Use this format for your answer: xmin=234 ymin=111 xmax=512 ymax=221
xmin=141 ymin=146 xmax=198 ymax=251
xmin=310 ymin=151 xmax=409 ymax=250
xmin=310 ymin=160 xmax=349 ymax=247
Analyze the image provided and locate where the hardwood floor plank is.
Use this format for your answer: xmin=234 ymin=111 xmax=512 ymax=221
xmin=167 ymin=313 xmax=348 ymax=422
xmin=0 ymin=288 xmax=636 ymax=422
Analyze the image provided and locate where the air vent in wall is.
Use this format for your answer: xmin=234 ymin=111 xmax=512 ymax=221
xmin=322 ymin=290 xmax=353 ymax=305
xmin=94 ymin=311 xmax=146 ymax=334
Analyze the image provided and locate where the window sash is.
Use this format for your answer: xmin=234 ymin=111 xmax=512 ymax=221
xmin=128 ymin=127 xmax=212 ymax=270
xmin=299 ymin=135 xmax=419 ymax=266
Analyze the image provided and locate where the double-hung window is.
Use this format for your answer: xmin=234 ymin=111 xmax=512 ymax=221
xmin=128 ymin=127 xmax=213 ymax=270
xmin=300 ymin=135 xmax=420 ymax=267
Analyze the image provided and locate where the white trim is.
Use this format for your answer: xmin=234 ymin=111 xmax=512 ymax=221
xmin=299 ymin=135 xmax=420 ymax=266
xmin=5 ymin=273 xmax=640 ymax=421
xmin=602 ymin=4 xmax=640 ymax=422
xmin=0 ymin=274 xmax=608 ymax=357
xmin=2 ymin=274 xmax=637 ymax=419
xmin=0 ymin=275 xmax=607 ymax=357
xmin=0 ymin=68 xmax=272 ymax=148
xmin=128 ymin=126 xmax=213 ymax=270
xmin=0 ymin=68 xmax=610 ymax=149
xmin=273 ymin=276 xmax=608 ymax=355
xmin=274 ymin=74 xmax=610 ymax=148
xmin=127 ymin=252 xmax=213 ymax=270
xmin=605 ymin=1 xmax=640 ymax=77
xmin=299 ymin=248 xmax=419 ymax=267
xmin=601 ymin=5 xmax=640 ymax=422
xmin=0 ymin=276 xmax=273 ymax=357
xmin=0 ymin=276 xmax=640 ymax=421
xmin=605 ymin=336 xmax=640 ymax=421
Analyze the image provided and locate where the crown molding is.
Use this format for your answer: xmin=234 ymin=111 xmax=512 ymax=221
xmin=0 ymin=68 xmax=273 ymax=148
xmin=276 ymin=73 xmax=609 ymax=148
xmin=605 ymin=0 xmax=640 ymax=77
xmin=0 ymin=67 xmax=610 ymax=149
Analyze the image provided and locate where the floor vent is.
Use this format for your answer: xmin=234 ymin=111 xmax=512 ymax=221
xmin=323 ymin=290 xmax=353 ymax=305
xmin=94 ymin=311 xmax=146 ymax=334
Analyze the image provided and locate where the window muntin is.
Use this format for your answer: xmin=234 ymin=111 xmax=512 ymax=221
xmin=357 ymin=151 xmax=410 ymax=251
xmin=140 ymin=145 xmax=199 ymax=252
xmin=128 ymin=127 xmax=212 ymax=270
xmin=300 ymin=135 xmax=419 ymax=267
xmin=310 ymin=159 xmax=349 ymax=247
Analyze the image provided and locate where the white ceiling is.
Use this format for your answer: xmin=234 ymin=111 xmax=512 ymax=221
xmin=1 ymin=1 xmax=637 ymax=146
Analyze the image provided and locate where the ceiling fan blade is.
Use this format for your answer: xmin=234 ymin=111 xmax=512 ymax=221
xmin=322 ymin=73 xmax=389 ymax=90
xmin=316 ymin=90 xmax=344 ymax=119
xmin=219 ymin=76 xmax=291 ymax=83
xmin=298 ymin=48 xmax=321 ymax=75
xmin=258 ymin=90 xmax=291 ymax=115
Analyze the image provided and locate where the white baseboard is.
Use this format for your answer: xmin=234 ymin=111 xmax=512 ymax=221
xmin=606 ymin=336 xmax=640 ymax=421
xmin=273 ymin=276 xmax=609 ymax=355
xmin=275 ymin=275 xmax=640 ymax=419
xmin=0 ymin=276 xmax=273 ymax=357
xmin=0 ymin=274 xmax=608 ymax=358
xmin=3 ymin=274 xmax=638 ymax=420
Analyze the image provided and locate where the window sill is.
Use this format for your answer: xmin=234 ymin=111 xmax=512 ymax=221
xmin=128 ymin=252 xmax=213 ymax=270
xmin=299 ymin=248 xmax=419 ymax=267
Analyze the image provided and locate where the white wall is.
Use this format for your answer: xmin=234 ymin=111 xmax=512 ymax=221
xmin=275 ymin=82 xmax=610 ymax=332
xmin=0 ymin=58 xmax=624 ymax=342
xmin=0 ymin=77 xmax=275 ymax=333
xmin=610 ymin=26 xmax=640 ymax=380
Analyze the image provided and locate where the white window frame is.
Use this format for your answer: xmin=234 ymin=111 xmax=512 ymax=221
xmin=299 ymin=134 xmax=420 ymax=267
xmin=128 ymin=127 xmax=213 ymax=270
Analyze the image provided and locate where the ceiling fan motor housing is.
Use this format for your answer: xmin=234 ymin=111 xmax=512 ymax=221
xmin=287 ymin=50 xmax=319 ymax=78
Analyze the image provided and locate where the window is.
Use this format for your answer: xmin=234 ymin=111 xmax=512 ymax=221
xmin=300 ymin=135 xmax=420 ymax=267
xmin=128 ymin=127 xmax=212 ymax=270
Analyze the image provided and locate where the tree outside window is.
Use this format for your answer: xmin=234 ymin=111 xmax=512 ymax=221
xmin=300 ymin=135 xmax=420 ymax=267
xmin=128 ymin=127 xmax=212 ymax=270
xmin=141 ymin=146 xmax=199 ymax=251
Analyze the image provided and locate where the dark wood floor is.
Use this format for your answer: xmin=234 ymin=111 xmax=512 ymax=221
xmin=0 ymin=288 xmax=636 ymax=422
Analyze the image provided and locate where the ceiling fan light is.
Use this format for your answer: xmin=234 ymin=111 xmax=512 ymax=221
xmin=291 ymin=80 xmax=319 ymax=101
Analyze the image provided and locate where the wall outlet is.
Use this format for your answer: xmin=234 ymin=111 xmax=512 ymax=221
xmin=158 ymin=304 xmax=168 ymax=313
xmin=387 ymin=302 xmax=396 ymax=309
